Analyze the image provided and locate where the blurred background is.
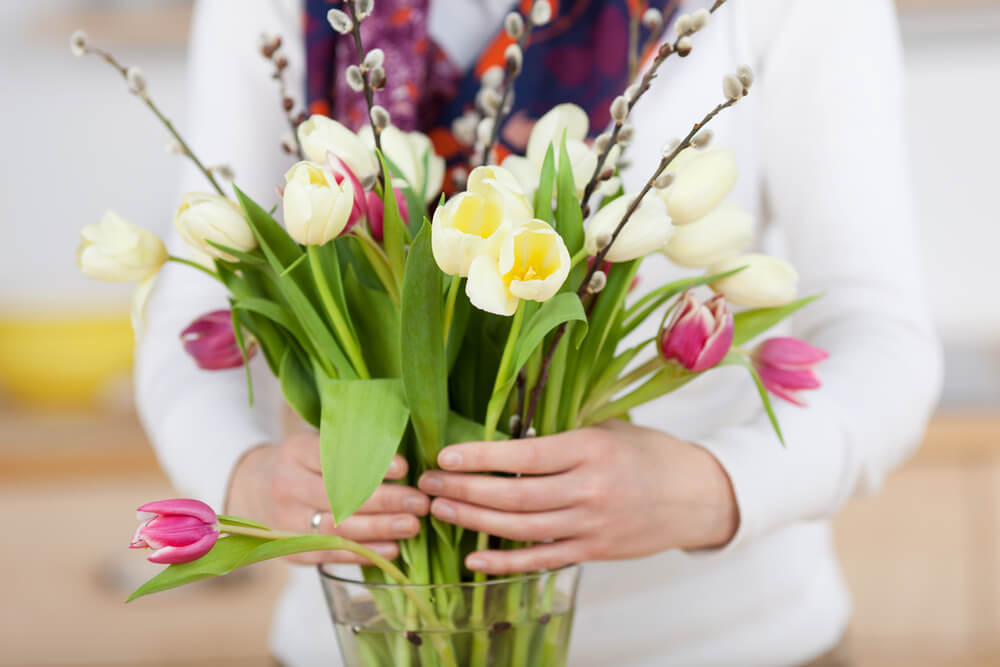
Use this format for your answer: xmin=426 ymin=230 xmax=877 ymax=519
xmin=2 ymin=0 xmax=999 ymax=665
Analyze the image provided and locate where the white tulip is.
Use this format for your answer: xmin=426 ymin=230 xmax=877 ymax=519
xmin=499 ymin=154 xmax=540 ymax=201
xmin=466 ymin=219 xmax=571 ymax=316
xmin=174 ymin=192 xmax=257 ymax=262
xmin=282 ymin=161 xmax=355 ymax=246
xmin=297 ymin=115 xmax=379 ymax=187
xmin=360 ymin=125 xmax=445 ymax=203
xmin=665 ymin=147 xmax=738 ymax=224
xmin=432 ymin=166 xmax=533 ymax=278
xmin=709 ymin=253 xmax=799 ymax=307
xmin=466 ymin=165 xmax=533 ymax=223
xmin=665 ymin=201 xmax=753 ymax=267
xmin=77 ymin=210 xmax=167 ymax=282
xmin=584 ymin=191 xmax=672 ymax=262
xmin=130 ymin=275 xmax=157 ymax=340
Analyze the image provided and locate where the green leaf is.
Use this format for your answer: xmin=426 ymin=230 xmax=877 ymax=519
xmin=230 ymin=308 xmax=253 ymax=406
xmin=445 ymin=411 xmax=509 ymax=444
xmin=206 ymin=241 xmax=267 ymax=267
xmin=343 ymin=267 xmax=401 ymax=378
xmin=217 ymin=515 xmax=270 ymax=530
xmin=127 ymin=534 xmax=376 ymax=602
xmin=619 ymin=267 xmax=745 ymax=338
xmin=217 ymin=265 xmax=286 ymax=375
xmin=532 ymin=144 xmax=557 ymax=223
xmin=732 ymin=296 xmax=820 ymax=346
xmin=555 ymin=135 xmax=584 ymax=254
xmin=400 ymin=225 xmax=449 ymax=465
xmin=233 ymin=296 xmax=296 ymax=332
xmin=279 ymin=346 xmax=321 ymax=427
xmin=233 ymin=185 xmax=303 ymax=269
xmin=725 ymin=352 xmax=785 ymax=446
xmin=377 ymin=153 xmax=408 ymax=281
xmin=318 ymin=377 xmax=411 ymax=524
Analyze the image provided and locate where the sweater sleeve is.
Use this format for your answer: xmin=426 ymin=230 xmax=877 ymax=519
xmin=134 ymin=0 xmax=302 ymax=512
xmin=696 ymin=0 xmax=943 ymax=549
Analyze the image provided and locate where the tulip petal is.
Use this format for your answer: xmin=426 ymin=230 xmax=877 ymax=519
xmin=147 ymin=531 xmax=219 ymax=564
xmin=668 ymin=148 xmax=738 ymax=225
xmin=467 ymin=253 xmax=519 ymax=316
xmin=137 ymin=499 xmax=218 ymax=525
xmin=756 ymin=337 xmax=829 ymax=369
xmin=527 ymin=103 xmax=589 ymax=167
xmin=141 ymin=515 xmax=219 ymax=547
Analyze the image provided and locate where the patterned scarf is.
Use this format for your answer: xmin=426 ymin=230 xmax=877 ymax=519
xmin=304 ymin=0 xmax=679 ymax=163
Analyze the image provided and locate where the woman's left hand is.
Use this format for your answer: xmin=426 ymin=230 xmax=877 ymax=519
xmin=417 ymin=420 xmax=740 ymax=575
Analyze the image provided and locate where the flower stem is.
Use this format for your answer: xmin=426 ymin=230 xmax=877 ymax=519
xmin=480 ymin=9 xmax=537 ymax=167
xmin=307 ymin=245 xmax=370 ymax=379
xmin=168 ymin=255 xmax=219 ymax=280
xmin=442 ymin=275 xmax=462 ymax=347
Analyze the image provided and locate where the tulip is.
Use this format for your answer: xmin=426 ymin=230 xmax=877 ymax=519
xmin=130 ymin=275 xmax=157 ymax=340
xmin=432 ymin=166 xmax=532 ymax=277
xmin=297 ymin=115 xmax=379 ymax=189
xmin=359 ymin=125 xmax=445 ymax=203
xmin=662 ymin=148 xmax=737 ymax=225
xmin=664 ymin=201 xmax=753 ymax=268
xmin=364 ymin=187 xmax=410 ymax=243
xmin=708 ymin=253 xmax=799 ymax=308
xmin=659 ymin=292 xmax=734 ymax=372
xmin=174 ymin=192 xmax=257 ymax=262
xmin=466 ymin=219 xmax=571 ymax=316
xmin=180 ymin=310 xmax=257 ymax=370
xmin=584 ymin=191 xmax=673 ymax=262
xmin=77 ymin=210 xmax=167 ymax=282
xmin=130 ymin=499 xmax=220 ymax=564
xmin=752 ymin=337 xmax=828 ymax=406
xmin=501 ymin=103 xmax=597 ymax=199
xmin=283 ymin=161 xmax=355 ymax=245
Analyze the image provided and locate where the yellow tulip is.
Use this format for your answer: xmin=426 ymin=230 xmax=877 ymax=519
xmin=466 ymin=219 xmax=571 ymax=316
xmin=282 ymin=161 xmax=355 ymax=246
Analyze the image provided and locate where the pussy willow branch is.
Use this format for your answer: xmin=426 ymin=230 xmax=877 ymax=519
xmin=344 ymin=1 xmax=384 ymax=182
xmin=86 ymin=47 xmax=226 ymax=198
xmin=520 ymin=94 xmax=742 ymax=435
xmin=627 ymin=9 xmax=641 ymax=82
xmin=266 ymin=43 xmax=305 ymax=160
xmin=580 ymin=0 xmax=729 ymax=216
xmin=481 ymin=14 xmax=536 ymax=167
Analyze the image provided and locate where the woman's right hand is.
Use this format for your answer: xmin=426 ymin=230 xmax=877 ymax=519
xmin=225 ymin=432 xmax=429 ymax=565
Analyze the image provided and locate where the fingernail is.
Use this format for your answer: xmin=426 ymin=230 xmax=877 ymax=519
xmin=421 ymin=474 xmax=443 ymax=493
xmin=387 ymin=459 xmax=402 ymax=475
xmin=404 ymin=496 xmax=427 ymax=514
xmin=433 ymin=501 xmax=456 ymax=521
xmin=439 ymin=451 xmax=462 ymax=469
xmin=467 ymin=557 xmax=487 ymax=571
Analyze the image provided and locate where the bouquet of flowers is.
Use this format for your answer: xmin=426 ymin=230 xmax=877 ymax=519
xmin=74 ymin=1 xmax=825 ymax=665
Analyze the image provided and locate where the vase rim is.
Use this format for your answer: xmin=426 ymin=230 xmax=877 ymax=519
xmin=317 ymin=562 xmax=580 ymax=590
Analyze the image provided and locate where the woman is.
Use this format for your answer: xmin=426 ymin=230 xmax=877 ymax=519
xmin=136 ymin=1 xmax=942 ymax=665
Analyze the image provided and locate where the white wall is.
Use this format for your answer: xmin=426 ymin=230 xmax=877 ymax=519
xmin=3 ymin=2 xmax=999 ymax=342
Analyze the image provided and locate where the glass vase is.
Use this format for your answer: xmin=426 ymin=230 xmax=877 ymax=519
xmin=319 ymin=564 xmax=581 ymax=667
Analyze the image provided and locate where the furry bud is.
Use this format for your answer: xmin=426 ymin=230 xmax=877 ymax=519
xmin=509 ymin=414 xmax=522 ymax=435
xmin=654 ymin=172 xmax=674 ymax=189
xmin=587 ymin=271 xmax=608 ymax=294
xmin=505 ymin=12 xmax=525 ymax=39
xmin=481 ymin=66 xmax=504 ymax=90
xmin=642 ymin=8 xmax=664 ymax=33
xmin=476 ymin=118 xmax=495 ymax=144
xmin=594 ymin=132 xmax=613 ymax=153
xmin=70 ymin=29 xmax=88 ymax=57
xmin=327 ymin=9 xmax=353 ymax=34
xmin=346 ymin=65 xmax=365 ymax=92
xmin=723 ymin=74 xmax=744 ymax=100
xmin=675 ymin=13 xmax=692 ymax=35
xmin=530 ymin=1 xmax=552 ymax=26
xmin=594 ymin=232 xmax=613 ymax=250
xmin=370 ymin=105 xmax=391 ymax=130
xmin=625 ymin=83 xmax=641 ymax=103
xmin=523 ymin=426 xmax=538 ymax=438
xmin=737 ymin=64 xmax=755 ymax=89
xmin=369 ymin=65 xmax=386 ymax=89
xmin=355 ymin=0 xmax=375 ymax=20
xmin=690 ymin=8 xmax=710 ymax=32
xmin=363 ymin=48 xmax=384 ymax=69
xmin=504 ymin=43 xmax=523 ymax=76
xmin=213 ymin=165 xmax=235 ymax=181
xmin=610 ymin=96 xmax=629 ymax=123
xmin=691 ymin=129 xmax=713 ymax=148
xmin=478 ymin=88 xmax=502 ymax=117
xmin=618 ymin=124 xmax=635 ymax=145
xmin=126 ymin=67 xmax=147 ymax=95
xmin=661 ymin=138 xmax=680 ymax=156
xmin=676 ymin=37 xmax=692 ymax=57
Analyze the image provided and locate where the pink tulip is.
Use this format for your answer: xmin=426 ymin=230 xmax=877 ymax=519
xmin=363 ymin=187 xmax=410 ymax=242
xmin=328 ymin=153 xmax=370 ymax=234
xmin=130 ymin=499 xmax=219 ymax=564
xmin=659 ymin=292 xmax=734 ymax=372
xmin=752 ymin=337 xmax=828 ymax=406
xmin=180 ymin=310 xmax=257 ymax=370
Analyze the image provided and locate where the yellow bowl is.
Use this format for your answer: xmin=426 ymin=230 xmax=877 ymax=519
xmin=0 ymin=314 xmax=134 ymax=407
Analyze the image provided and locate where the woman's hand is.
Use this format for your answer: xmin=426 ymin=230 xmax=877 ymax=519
xmin=417 ymin=420 xmax=739 ymax=575
xmin=227 ymin=432 xmax=429 ymax=565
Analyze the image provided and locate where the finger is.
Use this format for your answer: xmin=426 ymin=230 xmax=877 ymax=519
xmin=285 ymin=541 xmax=399 ymax=565
xmin=287 ymin=431 xmax=322 ymax=472
xmin=384 ymin=455 xmax=408 ymax=480
xmin=355 ymin=483 xmax=429 ymax=516
xmin=465 ymin=540 xmax=585 ymax=575
xmin=328 ymin=512 xmax=422 ymax=542
xmin=437 ymin=434 xmax=587 ymax=475
xmin=429 ymin=498 xmax=580 ymax=542
xmin=272 ymin=463 xmax=330 ymax=509
xmin=418 ymin=471 xmax=578 ymax=512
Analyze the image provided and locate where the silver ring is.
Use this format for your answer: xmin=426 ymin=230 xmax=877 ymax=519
xmin=310 ymin=510 xmax=324 ymax=532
